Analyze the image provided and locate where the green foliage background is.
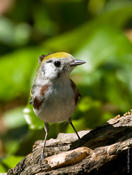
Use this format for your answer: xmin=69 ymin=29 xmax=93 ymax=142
xmin=0 ymin=0 xmax=132 ymax=172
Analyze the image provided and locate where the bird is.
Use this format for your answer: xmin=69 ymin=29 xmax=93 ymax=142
xmin=30 ymin=52 xmax=86 ymax=160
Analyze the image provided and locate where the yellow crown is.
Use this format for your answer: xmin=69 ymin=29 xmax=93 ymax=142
xmin=42 ymin=52 xmax=71 ymax=62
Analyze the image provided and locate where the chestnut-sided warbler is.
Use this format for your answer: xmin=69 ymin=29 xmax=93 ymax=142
xmin=30 ymin=52 xmax=86 ymax=160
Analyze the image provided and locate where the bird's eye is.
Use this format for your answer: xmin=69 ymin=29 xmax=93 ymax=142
xmin=54 ymin=61 xmax=61 ymax=67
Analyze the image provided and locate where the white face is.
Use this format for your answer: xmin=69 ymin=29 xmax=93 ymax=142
xmin=40 ymin=57 xmax=74 ymax=80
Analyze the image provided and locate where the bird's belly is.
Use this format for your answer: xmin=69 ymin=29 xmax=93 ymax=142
xmin=36 ymin=86 xmax=75 ymax=123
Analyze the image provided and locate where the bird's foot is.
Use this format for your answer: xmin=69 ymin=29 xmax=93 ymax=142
xmin=39 ymin=152 xmax=45 ymax=166
xmin=40 ymin=152 xmax=45 ymax=160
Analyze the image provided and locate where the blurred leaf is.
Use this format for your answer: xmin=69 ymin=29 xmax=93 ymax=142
xmin=33 ymin=5 xmax=58 ymax=37
xmin=14 ymin=23 xmax=31 ymax=46
xmin=72 ymin=26 xmax=132 ymax=111
xmin=4 ymin=140 xmax=21 ymax=155
xmin=0 ymin=155 xmax=23 ymax=172
xmin=2 ymin=124 xmax=28 ymax=155
xmin=88 ymin=0 xmax=105 ymax=15
xmin=0 ymin=47 xmax=48 ymax=102
xmin=0 ymin=17 xmax=31 ymax=47
xmin=23 ymin=104 xmax=44 ymax=130
xmin=0 ymin=163 xmax=6 ymax=173
xmin=74 ymin=26 xmax=132 ymax=73
xmin=66 ymin=118 xmax=86 ymax=133
xmin=78 ymin=97 xmax=101 ymax=112
xmin=3 ymin=107 xmax=26 ymax=129
xmin=0 ymin=17 xmax=14 ymax=45
xmin=43 ymin=3 xmax=132 ymax=52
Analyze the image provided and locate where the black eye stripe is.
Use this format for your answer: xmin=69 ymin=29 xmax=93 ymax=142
xmin=47 ymin=60 xmax=52 ymax=63
xmin=54 ymin=61 xmax=61 ymax=67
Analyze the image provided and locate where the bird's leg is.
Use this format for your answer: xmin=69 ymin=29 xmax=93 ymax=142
xmin=40 ymin=122 xmax=49 ymax=160
xmin=68 ymin=118 xmax=80 ymax=140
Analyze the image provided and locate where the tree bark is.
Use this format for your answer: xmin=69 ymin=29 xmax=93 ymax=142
xmin=8 ymin=112 xmax=132 ymax=175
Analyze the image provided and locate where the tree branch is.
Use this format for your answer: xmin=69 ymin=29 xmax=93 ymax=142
xmin=8 ymin=112 xmax=132 ymax=175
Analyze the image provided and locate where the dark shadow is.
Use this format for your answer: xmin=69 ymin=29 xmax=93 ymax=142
xmin=70 ymin=122 xmax=132 ymax=150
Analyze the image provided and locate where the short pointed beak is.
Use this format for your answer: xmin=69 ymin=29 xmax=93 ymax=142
xmin=70 ymin=59 xmax=86 ymax=66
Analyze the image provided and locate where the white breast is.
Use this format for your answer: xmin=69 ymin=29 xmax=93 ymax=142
xmin=35 ymin=78 xmax=76 ymax=123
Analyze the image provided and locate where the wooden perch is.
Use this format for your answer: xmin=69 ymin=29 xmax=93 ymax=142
xmin=8 ymin=112 xmax=132 ymax=175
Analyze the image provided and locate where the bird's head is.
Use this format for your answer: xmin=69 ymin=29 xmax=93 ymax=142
xmin=38 ymin=52 xmax=85 ymax=80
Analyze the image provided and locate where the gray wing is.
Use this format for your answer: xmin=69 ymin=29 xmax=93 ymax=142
xmin=29 ymin=84 xmax=49 ymax=110
xmin=70 ymin=79 xmax=81 ymax=105
xmin=29 ymin=84 xmax=36 ymax=105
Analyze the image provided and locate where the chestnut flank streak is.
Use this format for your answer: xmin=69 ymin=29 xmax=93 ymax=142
xmin=40 ymin=85 xmax=49 ymax=96
xmin=70 ymin=80 xmax=80 ymax=105
xmin=33 ymin=97 xmax=42 ymax=110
